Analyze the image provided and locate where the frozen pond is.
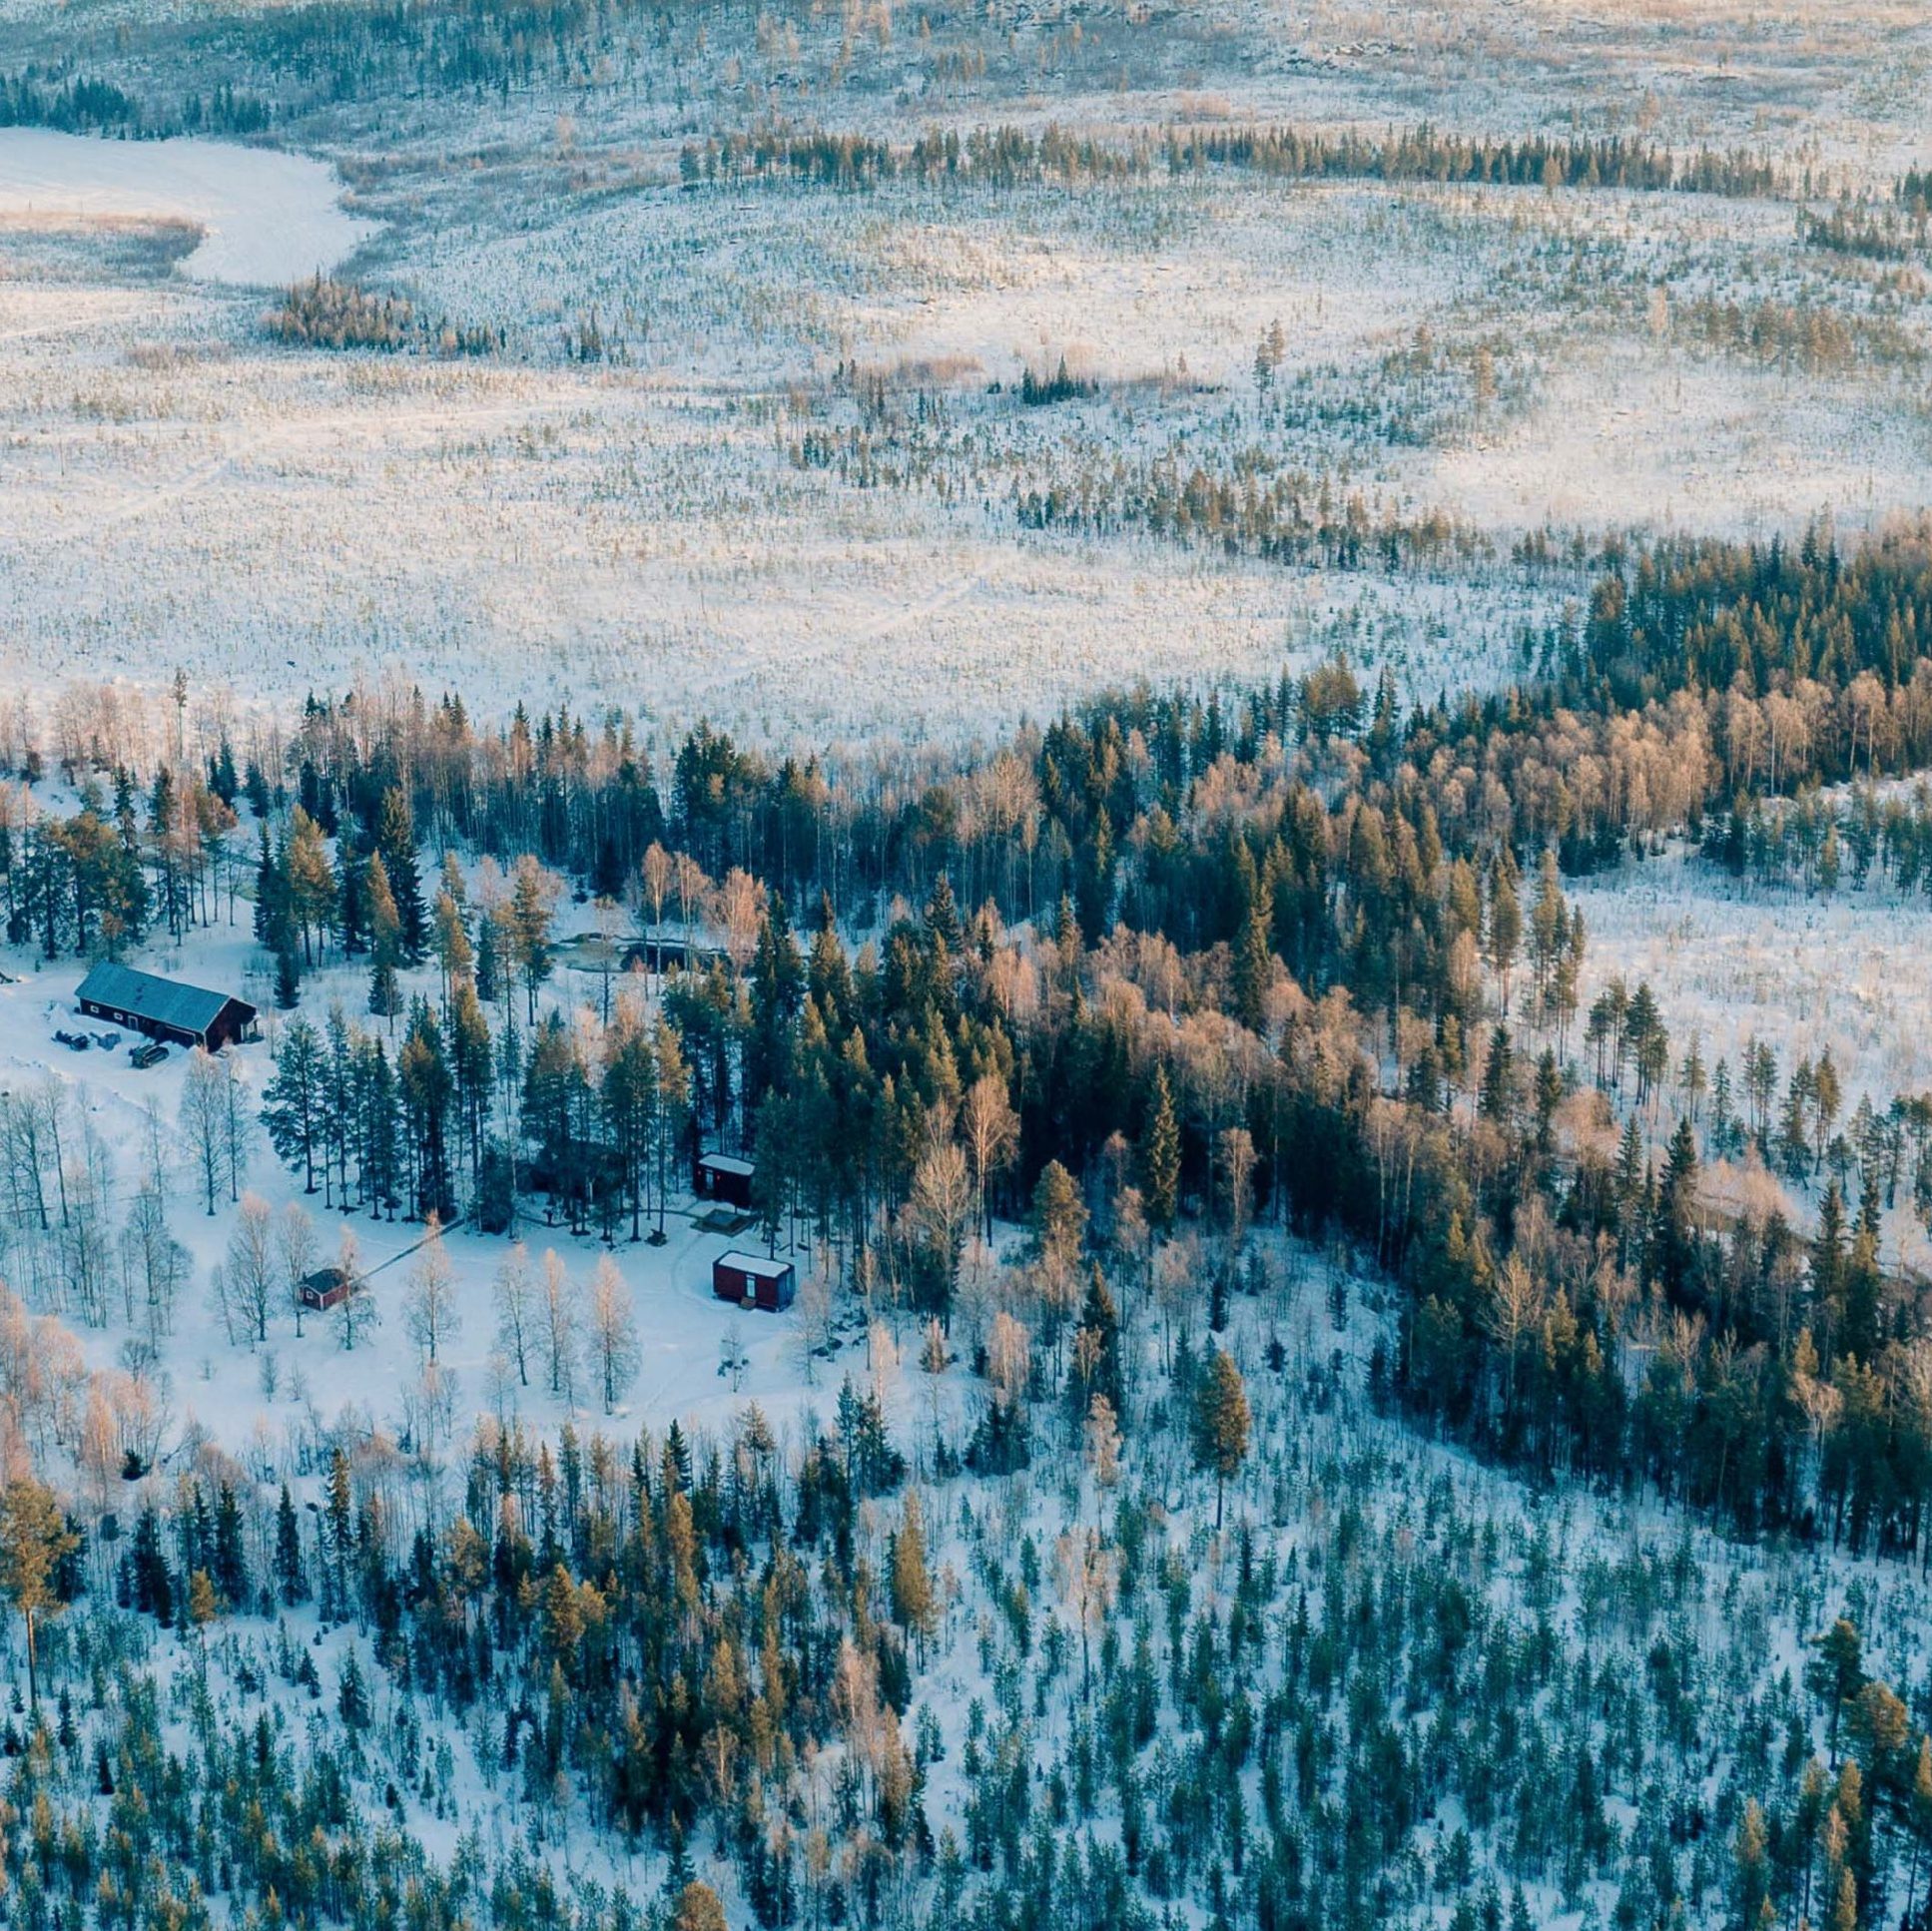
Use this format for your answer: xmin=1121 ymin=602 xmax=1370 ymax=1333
xmin=0 ymin=128 xmax=375 ymax=285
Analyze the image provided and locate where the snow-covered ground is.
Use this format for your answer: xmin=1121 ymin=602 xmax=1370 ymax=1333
xmin=0 ymin=130 xmax=376 ymax=286
xmin=1573 ymin=845 xmax=1932 ymax=1126
xmin=0 ymin=926 xmax=899 ymax=1479
xmin=3 ymin=152 xmax=1926 ymax=736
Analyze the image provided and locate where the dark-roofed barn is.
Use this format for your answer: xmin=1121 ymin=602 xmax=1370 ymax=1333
xmin=78 ymin=962 xmax=259 ymax=1052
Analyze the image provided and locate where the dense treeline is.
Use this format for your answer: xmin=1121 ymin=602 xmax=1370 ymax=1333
xmin=679 ymin=123 xmax=1146 ymax=191
xmin=0 ymin=70 xmax=149 ymax=135
xmin=0 ymin=65 xmax=272 ymax=137
xmin=268 ymin=278 xmax=419 ymax=352
xmin=679 ymin=117 xmax=1789 ymax=202
xmin=1703 ymin=779 xmax=1932 ymax=895
xmin=1162 ymin=123 xmax=1784 ymax=200
xmin=1801 ymin=206 xmax=1919 ymax=264
xmin=1679 ymin=295 xmax=1919 ymax=374
xmin=21 ymin=522 xmax=1932 ymax=963
xmin=266 ymin=278 xmax=503 ymax=357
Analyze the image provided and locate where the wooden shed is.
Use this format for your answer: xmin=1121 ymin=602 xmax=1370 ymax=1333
xmin=78 ymin=960 xmax=259 ymax=1051
xmin=712 ymin=1250 xmax=796 ymax=1313
xmin=694 ymin=1151 xmax=756 ymax=1210
xmin=300 ymin=1267 xmax=353 ymax=1313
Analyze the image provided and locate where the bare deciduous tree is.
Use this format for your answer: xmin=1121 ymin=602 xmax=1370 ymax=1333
xmin=961 ymin=1073 xmax=1019 ymax=1239
xmin=279 ymin=1202 xmax=316 ymax=1339
xmin=333 ymin=1223 xmax=377 ymax=1352
xmin=539 ymin=1248 xmax=577 ymax=1402
xmin=585 ymin=1255 xmax=638 ymax=1413
xmin=180 ymin=1049 xmax=229 ymax=1216
xmin=223 ymin=1193 xmax=279 ymax=1346
xmin=402 ymin=1213 xmax=459 ymax=1366
xmin=493 ymin=1241 xmax=536 ymax=1387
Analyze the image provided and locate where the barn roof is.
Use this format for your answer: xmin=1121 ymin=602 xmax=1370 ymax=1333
xmin=717 ymin=1250 xmax=793 ymax=1280
xmin=77 ymin=960 xmax=250 ymax=1036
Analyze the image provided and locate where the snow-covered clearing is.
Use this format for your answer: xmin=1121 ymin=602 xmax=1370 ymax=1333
xmin=5 ymin=148 xmax=1929 ymax=735
xmin=0 ymin=927 xmax=881 ymax=1474
xmin=1573 ymin=846 xmax=1932 ymax=1125
xmin=0 ymin=130 xmax=376 ymax=286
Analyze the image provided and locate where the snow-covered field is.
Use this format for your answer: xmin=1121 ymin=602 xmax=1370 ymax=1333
xmin=3 ymin=142 xmax=1927 ymax=734
xmin=1574 ymin=846 xmax=1932 ymax=1128
xmin=0 ymin=0 xmax=1926 ymax=735
xmin=0 ymin=129 xmax=375 ymax=285
xmin=3 ymin=8 xmax=1932 ymax=1923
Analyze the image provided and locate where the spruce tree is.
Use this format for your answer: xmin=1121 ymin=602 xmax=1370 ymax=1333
xmin=890 ymin=1490 xmax=938 ymax=1661
xmin=1141 ymin=1064 xmax=1180 ymax=1233
xmin=375 ymin=787 xmax=425 ymax=959
xmin=1191 ymin=1348 xmax=1251 ymax=1530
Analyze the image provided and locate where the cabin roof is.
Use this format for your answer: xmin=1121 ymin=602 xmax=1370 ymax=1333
xmin=698 ymin=1153 xmax=756 ymax=1177
xmin=77 ymin=961 xmax=252 ymax=1036
xmin=716 ymin=1250 xmax=793 ymax=1280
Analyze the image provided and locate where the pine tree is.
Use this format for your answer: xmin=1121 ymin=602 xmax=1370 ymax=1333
xmin=338 ymin=1648 xmax=370 ymax=1728
xmin=399 ymin=999 xmax=456 ymax=1222
xmin=375 ymin=787 xmax=425 ymax=959
xmin=890 ymin=1490 xmax=938 ymax=1661
xmin=432 ymin=886 xmax=473 ymax=999
xmin=1479 ymin=1023 xmax=1514 ymax=1124
xmin=924 ymin=871 xmax=965 ymax=957
xmin=253 ymin=824 xmax=290 ymax=957
xmin=214 ymin=1483 xmax=247 ymax=1607
xmin=284 ymin=807 xmax=337 ymax=966
xmin=1141 ymin=1064 xmax=1180 ymax=1232
xmin=1232 ymin=895 xmax=1272 ymax=1033
xmin=1651 ymin=1113 xmax=1700 ymax=1291
xmin=366 ymin=852 xmax=403 ymax=1029
xmin=275 ymin=1482 xmax=307 ymax=1605
xmin=262 ymin=1017 xmax=325 ymax=1193
xmin=1810 ymin=1616 xmax=1865 ymax=1758
xmin=1486 ymin=855 xmax=1521 ymax=1011
xmin=0 ymin=1479 xmax=80 ymax=1707
xmin=1191 ymin=1348 xmax=1251 ymax=1530
xmin=508 ymin=856 xmax=556 ymax=1022
xmin=322 ymin=1447 xmax=353 ymax=1617
xmin=1529 ymin=847 xmax=1567 ymax=1016
xmin=274 ymin=944 xmax=302 ymax=1009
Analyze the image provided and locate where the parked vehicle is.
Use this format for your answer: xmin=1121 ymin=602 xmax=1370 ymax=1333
xmin=130 ymin=1041 xmax=169 ymax=1069
xmin=93 ymin=1032 xmax=121 ymax=1050
xmin=54 ymin=1029 xmax=90 ymax=1051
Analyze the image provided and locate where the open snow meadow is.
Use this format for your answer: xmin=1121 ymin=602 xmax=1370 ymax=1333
xmin=7 ymin=2 xmax=1932 ymax=1930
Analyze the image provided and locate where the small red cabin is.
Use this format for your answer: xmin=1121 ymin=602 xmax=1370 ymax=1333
xmin=712 ymin=1250 xmax=796 ymax=1313
xmin=695 ymin=1151 xmax=756 ymax=1210
xmin=300 ymin=1267 xmax=353 ymax=1313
